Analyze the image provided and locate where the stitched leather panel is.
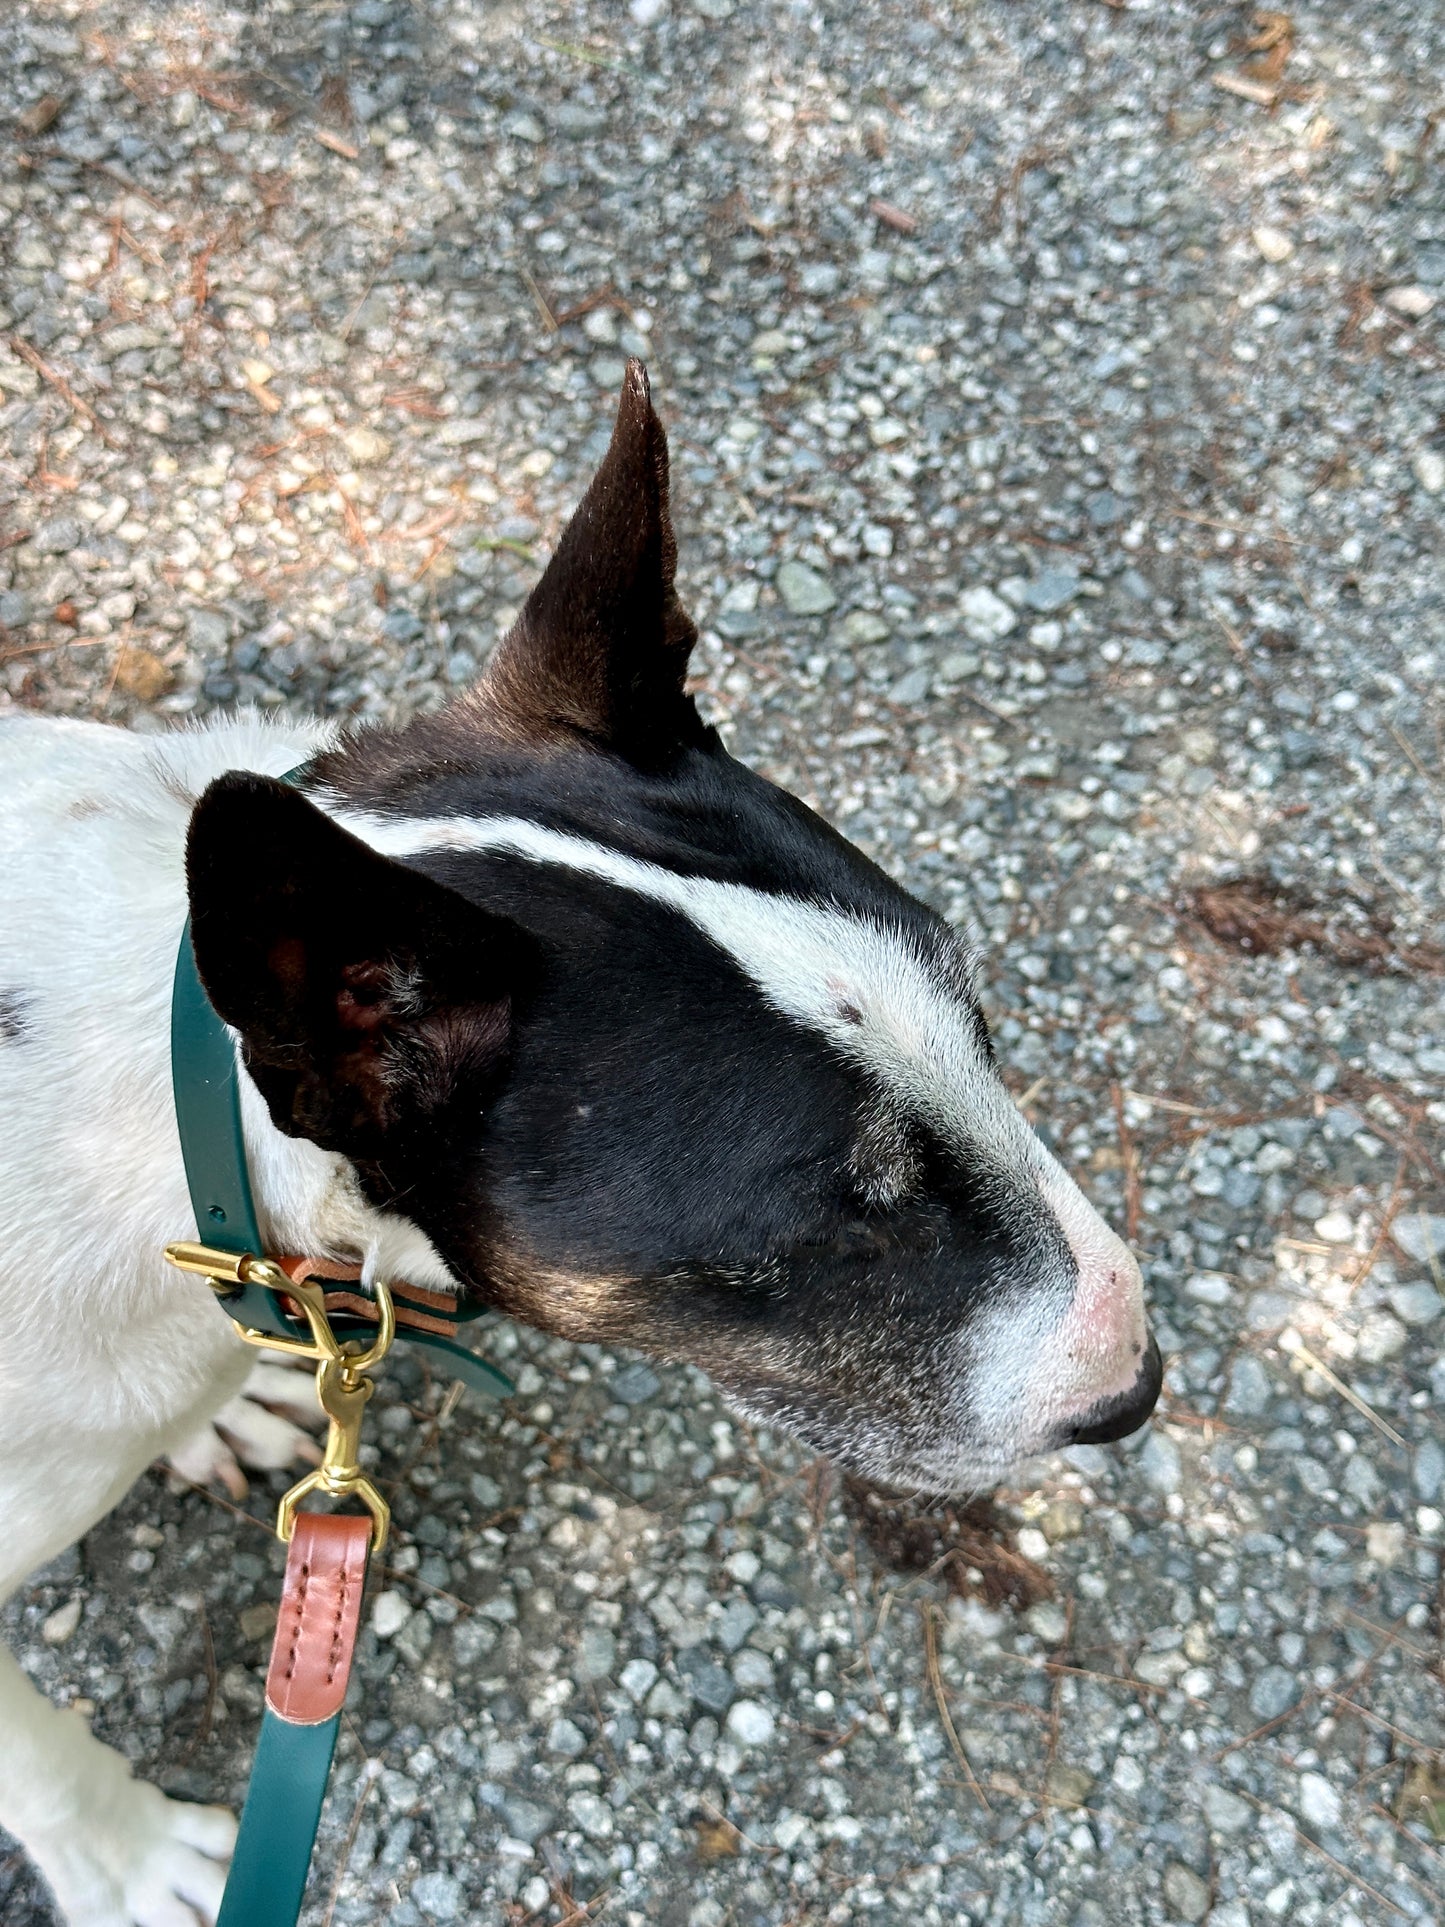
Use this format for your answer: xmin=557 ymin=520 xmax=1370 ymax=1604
xmin=265 ymin=1514 xmax=372 ymax=1725
xmin=274 ymin=1256 xmax=464 ymax=1338
xmin=319 ymin=1287 xmax=461 ymax=1339
xmin=276 ymin=1253 xmax=365 ymax=1287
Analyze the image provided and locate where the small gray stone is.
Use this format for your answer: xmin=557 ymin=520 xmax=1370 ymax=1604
xmin=1248 ymin=1665 xmax=1299 ymax=1722
xmin=1342 ymin=1452 xmax=1384 ymax=1507
xmin=437 ymin=416 xmax=490 ymax=445
xmin=776 ymin=560 xmax=837 ymax=616
xmin=0 ymin=589 xmax=34 ymax=628
xmin=715 ymin=1596 xmax=759 ymax=1653
xmin=1394 ymin=1213 xmax=1445 ymax=1262
xmin=645 ymin=1677 xmax=687 ymax=1718
xmin=1413 ymin=1437 xmax=1445 ymax=1503
xmin=1220 ymin=1167 xmax=1261 ymax=1209
xmin=1185 ymin=1272 xmax=1232 ymax=1306
xmin=1022 ymin=565 xmax=1081 ymax=612
xmin=678 ymin=1646 xmax=734 ymax=1715
xmin=1139 ymin=1429 xmax=1182 ymax=1495
xmin=502 ymin=109 xmax=546 ymax=144
xmin=1162 ymin=1862 xmax=1210 ymax=1923
xmin=552 ymin=101 xmax=607 ymax=136
xmin=469 ymin=1471 xmax=502 ymax=1509
xmin=411 ymin=1872 xmax=464 ymax=1922
xmin=372 ymin=1591 xmax=412 ymax=1639
xmin=577 ymin=1626 xmax=616 ymax=1678
xmin=936 ymin=649 xmax=981 ymax=680
xmin=889 ymin=666 xmax=930 ymax=705
xmin=798 ymin=262 xmax=840 ymax=296
xmin=1223 ymin=1355 xmax=1273 ymax=1418
xmin=1297 ymin=1770 xmax=1342 ymax=1830
xmin=589 ymin=354 xmax=628 ymax=389
xmin=724 ymin=1699 xmax=775 ymax=1746
xmin=1354 ymin=1310 xmax=1406 ymax=1364
xmin=566 ymin=1790 xmax=614 ymax=1839
xmin=1202 ymin=1783 xmax=1253 ymax=1835
xmin=619 ymin=1658 xmax=658 ymax=1701
xmin=1388 ymin=1242 xmax=1443 ymax=1315
xmin=41 ymin=1598 xmax=82 ymax=1645
xmin=959 ymin=584 xmax=1017 ymax=640
xmin=835 ymin=609 xmax=890 ymax=646
xmin=1045 ymin=1763 xmax=1094 ymax=1807
xmin=31 ymin=517 xmax=83 ymax=555
xmin=609 ymin=1361 xmax=660 ymax=1405
xmin=546 ymin=1716 xmax=587 ymax=1757
xmin=502 ymin=1797 xmax=553 ymax=1844
xmin=187 ymin=609 xmax=230 ymax=652
xmin=729 ymin=1648 xmax=774 ymax=1692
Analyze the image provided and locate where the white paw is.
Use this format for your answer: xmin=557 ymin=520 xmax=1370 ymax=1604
xmin=36 ymin=1785 xmax=236 ymax=1927
xmin=119 ymin=1794 xmax=236 ymax=1927
xmin=167 ymin=1359 xmax=323 ymax=1499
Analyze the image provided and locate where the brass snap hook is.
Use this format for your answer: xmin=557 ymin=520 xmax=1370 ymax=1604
xmin=165 ymin=1242 xmax=397 ymax=1551
xmin=276 ymin=1282 xmax=396 ymax=1553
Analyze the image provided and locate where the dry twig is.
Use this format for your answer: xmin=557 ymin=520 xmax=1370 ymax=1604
xmin=921 ymin=1603 xmax=991 ymax=1810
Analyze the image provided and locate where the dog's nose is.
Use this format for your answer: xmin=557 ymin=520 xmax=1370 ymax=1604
xmin=1064 ymin=1335 xmax=1163 ymax=1445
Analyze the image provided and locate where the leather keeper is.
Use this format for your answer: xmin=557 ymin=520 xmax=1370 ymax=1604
xmin=265 ymin=1513 xmax=372 ymax=1726
xmin=275 ymin=1255 xmax=467 ymax=1340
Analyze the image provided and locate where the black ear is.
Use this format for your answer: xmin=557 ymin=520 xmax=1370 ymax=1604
xmin=187 ymin=774 xmax=533 ymax=1159
xmin=478 ymin=358 xmax=706 ymax=764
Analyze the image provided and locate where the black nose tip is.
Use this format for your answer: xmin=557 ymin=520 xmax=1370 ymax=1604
xmin=1065 ymin=1335 xmax=1163 ymax=1445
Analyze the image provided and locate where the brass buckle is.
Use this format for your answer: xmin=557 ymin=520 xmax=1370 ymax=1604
xmin=164 ymin=1241 xmax=395 ymax=1551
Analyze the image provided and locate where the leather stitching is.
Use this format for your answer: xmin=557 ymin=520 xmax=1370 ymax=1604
xmin=280 ymin=1561 xmax=310 ymax=1683
xmin=266 ymin=1517 xmax=370 ymax=1721
xmin=324 ymin=1557 xmax=353 ymax=1687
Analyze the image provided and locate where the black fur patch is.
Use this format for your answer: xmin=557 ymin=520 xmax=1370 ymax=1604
xmin=0 ymin=991 xmax=32 ymax=1043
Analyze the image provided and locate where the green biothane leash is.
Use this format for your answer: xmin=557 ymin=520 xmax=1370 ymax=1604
xmin=168 ymin=779 xmax=512 ymax=1927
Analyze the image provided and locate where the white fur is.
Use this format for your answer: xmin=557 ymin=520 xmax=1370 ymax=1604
xmin=0 ymin=714 xmax=455 ymax=1926
xmin=326 ymin=810 xmax=1149 ymax=1459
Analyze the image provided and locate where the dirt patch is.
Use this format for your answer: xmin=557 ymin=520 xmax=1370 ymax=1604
xmin=844 ymin=1478 xmax=1053 ymax=1612
xmin=1186 ymin=872 xmax=1445 ymax=977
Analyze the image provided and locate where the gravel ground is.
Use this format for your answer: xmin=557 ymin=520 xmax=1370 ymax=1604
xmin=4 ymin=2 xmax=1445 ymax=1923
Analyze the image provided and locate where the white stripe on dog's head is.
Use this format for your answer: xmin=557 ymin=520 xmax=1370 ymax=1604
xmin=326 ymin=809 xmax=1034 ymax=1177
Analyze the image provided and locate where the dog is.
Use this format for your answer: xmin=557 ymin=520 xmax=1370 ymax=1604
xmin=0 ymin=362 xmax=1160 ymax=1926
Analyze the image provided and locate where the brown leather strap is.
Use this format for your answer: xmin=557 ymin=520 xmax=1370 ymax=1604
xmin=265 ymin=1513 xmax=372 ymax=1725
xmin=273 ymin=1255 xmax=469 ymax=1342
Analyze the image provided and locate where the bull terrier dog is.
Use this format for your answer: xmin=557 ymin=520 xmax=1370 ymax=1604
xmin=0 ymin=362 xmax=1159 ymax=1925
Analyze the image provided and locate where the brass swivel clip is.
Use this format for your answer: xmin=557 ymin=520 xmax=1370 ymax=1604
xmin=164 ymin=1241 xmax=396 ymax=1551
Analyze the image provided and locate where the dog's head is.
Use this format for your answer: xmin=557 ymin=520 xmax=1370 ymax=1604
xmin=188 ymin=362 xmax=1159 ymax=1492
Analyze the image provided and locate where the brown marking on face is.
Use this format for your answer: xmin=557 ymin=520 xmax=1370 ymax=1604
xmin=67 ymin=796 xmax=106 ymax=820
xmin=480 ymin=1247 xmax=638 ymax=1345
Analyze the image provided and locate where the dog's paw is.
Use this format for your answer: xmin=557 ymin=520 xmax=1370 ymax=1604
xmin=117 ymin=1794 xmax=236 ymax=1927
xmin=38 ymin=1785 xmax=235 ymax=1927
xmin=168 ymin=1359 xmax=323 ymax=1499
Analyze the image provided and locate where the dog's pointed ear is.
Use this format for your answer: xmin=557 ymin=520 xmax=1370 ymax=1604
xmin=477 ymin=358 xmax=705 ymax=764
xmin=186 ymin=774 xmax=534 ymax=1159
